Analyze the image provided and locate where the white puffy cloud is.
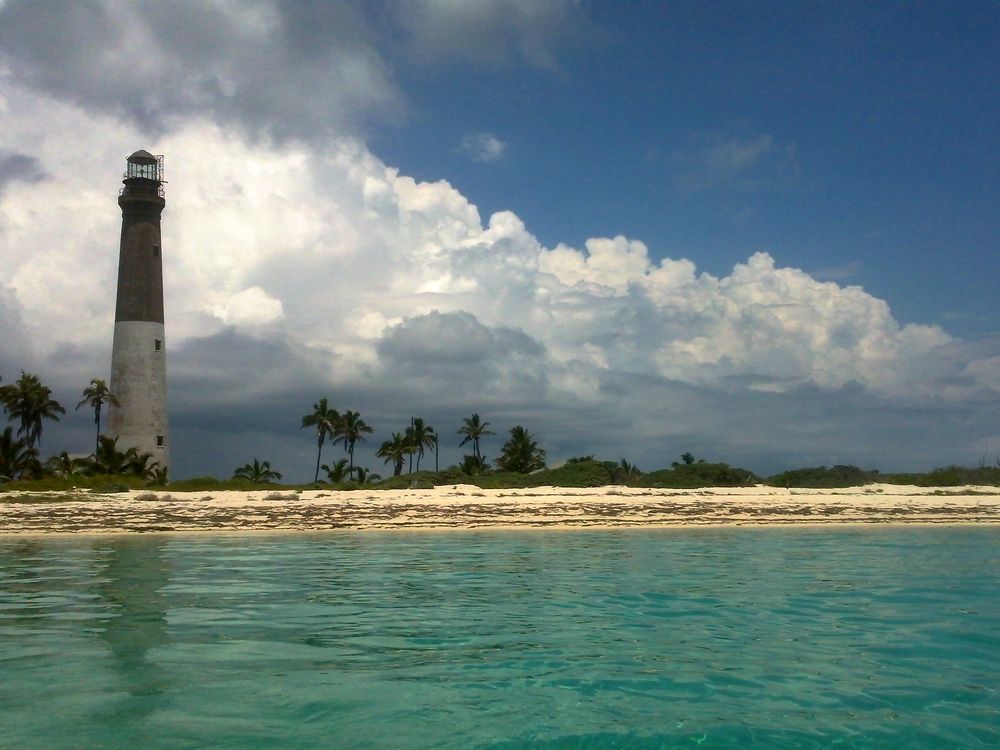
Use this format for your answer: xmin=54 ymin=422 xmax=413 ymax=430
xmin=0 ymin=75 xmax=996 ymax=477
xmin=213 ymin=286 xmax=284 ymax=328
xmin=0 ymin=81 xmax=990 ymax=406
xmin=965 ymin=356 xmax=1000 ymax=392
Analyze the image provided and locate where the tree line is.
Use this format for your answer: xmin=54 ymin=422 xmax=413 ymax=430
xmin=4 ymin=371 xmax=997 ymax=489
xmin=0 ymin=371 xmax=165 ymax=482
xmin=243 ymin=400 xmax=546 ymax=485
xmin=0 ymin=371 xmax=548 ymax=486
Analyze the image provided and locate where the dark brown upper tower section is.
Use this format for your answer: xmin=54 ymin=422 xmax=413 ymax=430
xmin=115 ymin=150 xmax=166 ymax=323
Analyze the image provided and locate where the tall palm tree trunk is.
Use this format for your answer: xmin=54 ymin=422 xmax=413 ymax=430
xmin=314 ymin=437 xmax=323 ymax=483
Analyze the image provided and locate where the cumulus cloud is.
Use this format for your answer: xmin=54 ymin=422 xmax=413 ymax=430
xmin=965 ymin=355 xmax=1000 ymax=392
xmin=458 ymin=133 xmax=507 ymax=162
xmin=1 ymin=85 xmax=996 ymax=478
xmin=0 ymin=0 xmax=401 ymax=139
xmin=213 ymin=287 xmax=285 ymax=328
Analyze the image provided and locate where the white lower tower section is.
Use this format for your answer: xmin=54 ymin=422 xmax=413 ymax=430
xmin=108 ymin=320 xmax=169 ymax=469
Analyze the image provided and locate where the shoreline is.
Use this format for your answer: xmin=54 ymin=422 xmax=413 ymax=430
xmin=1 ymin=483 xmax=998 ymax=536
xmin=5 ymin=521 xmax=1000 ymax=542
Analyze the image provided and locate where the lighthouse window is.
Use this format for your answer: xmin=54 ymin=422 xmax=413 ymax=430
xmin=156 ymin=435 xmax=164 ymax=448
xmin=153 ymin=244 xmax=160 ymax=257
xmin=154 ymin=339 xmax=162 ymax=351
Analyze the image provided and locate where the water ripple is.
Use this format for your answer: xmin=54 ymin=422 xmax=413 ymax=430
xmin=0 ymin=528 xmax=998 ymax=749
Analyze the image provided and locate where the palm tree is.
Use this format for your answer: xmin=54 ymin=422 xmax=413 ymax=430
xmin=90 ymin=435 xmax=132 ymax=475
xmin=460 ymin=454 xmax=488 ymax=476
xmin=457 ymin=413 xmax=494 ymax=464
xmin=352 ymin=466 xmax=381 ymax=485
xmin=619 ymin=458 xmax=641 ymax=475
xmin=90 ymin=435 xmax=130 ymax=474
xmin=495 ymin=426 xmax=546 ymax=474
xmin=233 ymin=459 xmax=282 ymax=484
xmin=76 ymin=379 xmax=118 ymax=454
xmin=0 ymin=426 xmax=36 ymax=482
xmin=613 ymin=458 xmax=641 ymax=483
xmin=0 ymin=371 xmax=66 ymax=450
xmin=333 ymin=410 xmax=373 ymax=473
xmin=44 ymin=451 xmax=91 ymax=479
xmin=123 ymin=450 xmax=160 ymax=480
xmin=405 ymin=417 xmax=436 ymax=472
xmin=89 ymin=435 xmax=160 ymax=479
xmin=301 ymin=398 xmax=340 ymax=483
xmin=376 ymin=432 xmax=411 ymax=477
xmin=321 ymin=458 xmax=351 ymax=483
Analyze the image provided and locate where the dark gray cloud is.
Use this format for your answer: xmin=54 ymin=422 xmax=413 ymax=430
xmin=0 ymin=0 xmax=401 ymax=139
xmin=376 ymin=311 xmax=548 ymax=405
xmin=169 ymin=328 xmax=334 ymax=411
xmin=586 ymin=370 xmax=1000 ymax=475
xmin=92 ymin=322 xmax=995 ymax=482
xmin=378 ymin=310 xmax=543 ymax=365
xmin=0 ymin=285 xmax=33 ymax=374
xmin=0 ymin=151 xmax=48 ymax=196
xmin=24 ymin=314 xmax=995 ymax=481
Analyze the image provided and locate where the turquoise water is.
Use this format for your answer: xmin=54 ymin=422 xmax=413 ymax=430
xmin=1 ymin=528 xmax=998 ymax=749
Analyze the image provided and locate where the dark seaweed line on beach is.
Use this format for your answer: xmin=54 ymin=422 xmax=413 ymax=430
xmin=1 ymin=500 xmax=999 ymax=533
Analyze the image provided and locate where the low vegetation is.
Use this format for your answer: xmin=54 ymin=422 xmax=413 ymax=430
xmin=3 ymin=459 xmax=998 ymax=495
xmin=767 ymin=465 xmax=877 ymax=488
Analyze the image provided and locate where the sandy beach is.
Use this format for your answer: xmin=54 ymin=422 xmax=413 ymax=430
xmin=1 ymin=484 xmax=998 ymax=535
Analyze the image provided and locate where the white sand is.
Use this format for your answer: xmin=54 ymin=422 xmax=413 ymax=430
xmin=1 ymin=484 xmax=998 ymax=535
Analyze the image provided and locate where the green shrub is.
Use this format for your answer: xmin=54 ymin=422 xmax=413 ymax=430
xmin=535 ymin=459 xmax=618 ymax=487
xmin=919 ymin=465 xmax=1000 ymax=487
xmin=767 ymin=465 xmax=876 ymax=488
xmin=641 ymin=462 xmax=759 ymax=488
xmin=0 ymin=474 xmax=146 ymax=492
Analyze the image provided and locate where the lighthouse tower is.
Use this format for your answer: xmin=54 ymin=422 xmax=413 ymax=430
xmin=107 ymin=150 xmax=169 ymax=473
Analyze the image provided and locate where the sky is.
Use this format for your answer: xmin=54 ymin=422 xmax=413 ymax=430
xmin=0 ymin=0 xmax=997 ymax=481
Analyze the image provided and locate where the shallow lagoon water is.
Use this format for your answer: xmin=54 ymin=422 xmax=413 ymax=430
xmin=1 ymin=527 xmax=998 ymax=749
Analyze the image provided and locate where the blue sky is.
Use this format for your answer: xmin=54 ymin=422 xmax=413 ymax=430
xmin=0 ymin=1 xmax=997 ymax=480
xmin=374 ymin=2 xmax=999 ymax=336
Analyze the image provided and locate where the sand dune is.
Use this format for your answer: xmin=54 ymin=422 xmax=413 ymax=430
xmin=1 ymin=484 xmax=998 ymax=535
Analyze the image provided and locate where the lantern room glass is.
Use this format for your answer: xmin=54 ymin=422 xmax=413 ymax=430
xmin=127 ymin=160 xmax=159 ymax=180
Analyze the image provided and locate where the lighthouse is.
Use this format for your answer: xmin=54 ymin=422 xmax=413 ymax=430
xmin=107 ymin=150 xmax=169 ymax=473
